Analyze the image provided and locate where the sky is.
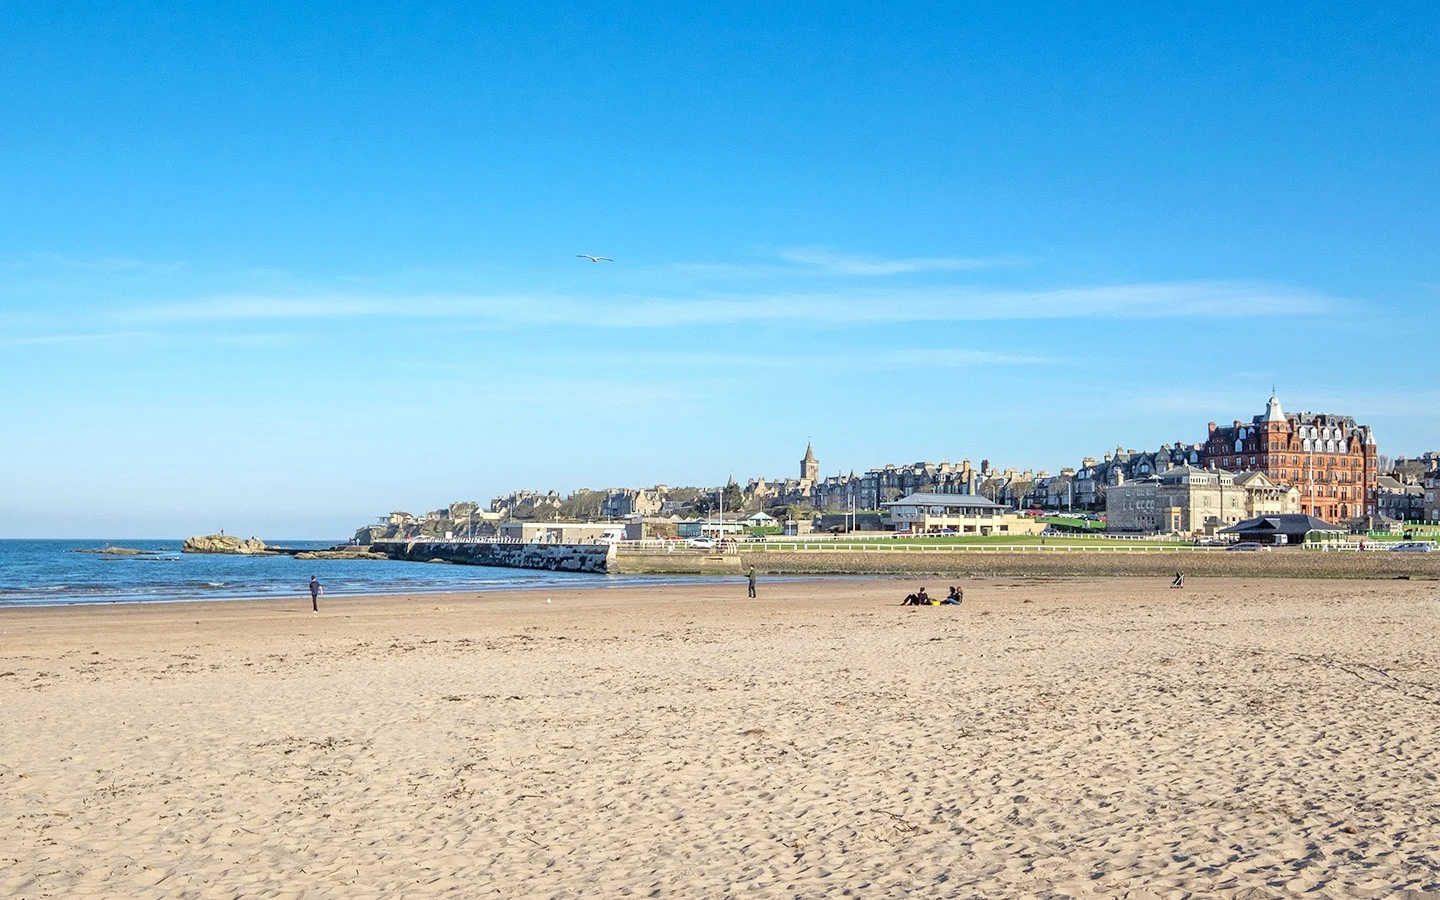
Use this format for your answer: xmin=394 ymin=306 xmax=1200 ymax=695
xmin=1 ymin=2 xmax=1437 ymax=538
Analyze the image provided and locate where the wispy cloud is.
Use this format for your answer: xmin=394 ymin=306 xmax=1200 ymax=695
xmin=111 ymin=280 xmax=1335 ymax=329
xmin=776 ymin=246 xmax=1026 ymax=276
xmin=0 ymin=331 xmax=148 ymax=347
xmin=548 ymin=347 xmax=1065 ymax=370
xmin=0 ymin=329 xmax=296 ymax=349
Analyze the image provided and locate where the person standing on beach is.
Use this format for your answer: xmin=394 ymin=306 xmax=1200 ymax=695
xmin=309 ymin=576 xmax=323 ymax=612
xmin=747 ymin=566 xmax=757 ymax=598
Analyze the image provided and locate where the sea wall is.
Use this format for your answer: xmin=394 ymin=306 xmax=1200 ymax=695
xmin=736 ymin=549 xmax=1440 ymax=580
xmin=371 ymin=540 xmax=614 ymax=574
xmin=612 ymin=549 xmax=744 ymax=575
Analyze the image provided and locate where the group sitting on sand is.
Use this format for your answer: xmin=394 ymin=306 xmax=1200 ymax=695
xmin=901 ymin=586 xmax=963 ymax=606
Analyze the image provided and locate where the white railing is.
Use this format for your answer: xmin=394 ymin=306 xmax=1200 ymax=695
xmin=1303 ymin=541 xmax=1429 ymax=551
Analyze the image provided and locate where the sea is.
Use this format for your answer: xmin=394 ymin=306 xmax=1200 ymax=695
xmin=0 ymin=539 xmax=700 ymax=608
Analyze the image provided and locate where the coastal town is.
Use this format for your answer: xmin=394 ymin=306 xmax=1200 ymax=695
xmin=354 ymin=394 xmax=1440 ymax=548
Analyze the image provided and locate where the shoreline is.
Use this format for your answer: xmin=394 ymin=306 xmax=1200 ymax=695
xmin=0 ymin=572 xmax=852 ymax=612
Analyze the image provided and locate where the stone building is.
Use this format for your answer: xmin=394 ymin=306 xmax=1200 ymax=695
xmin=746 ymin=445 xmax=993 ymax=513
xmin=601 ymin=487 xmax=664 ymax=518
xmin=1029 ymin=470 xmax=1076 ymax=509
xmin=1425 ymin=469 xmax=1440 ymax=523
xmin=1376 ymin=476 xmax=1425 ymax=523
xmin=1106 ymin=466 xmax=1250 ymax=534
xmin=812 ymin=459 xmax=983 ymax=512
xmin=1202 ymin=395 xmax=1378 ymax=524
xmin=1072 ymin=443 xmax=1204 ymax=510
xmin=1233 ymin=471 xmax=1302 ymax=517
xmin=1104 ymin=477 xmax=1161 ymax=532
xmin=490 ymin=490 xmax=563 ymax=519
xmin=800 ymin=443 xmax=819 ymax=484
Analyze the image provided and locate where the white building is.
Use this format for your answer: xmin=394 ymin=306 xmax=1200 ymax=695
xmin=883 ymin=493 xmax=1042 ymax=536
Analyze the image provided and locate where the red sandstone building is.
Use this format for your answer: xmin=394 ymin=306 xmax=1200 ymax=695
xmin=1202 ymin=395 xmax=1377 ymax=524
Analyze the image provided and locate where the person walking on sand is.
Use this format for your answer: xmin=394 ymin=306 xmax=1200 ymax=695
xmin=309 ymin=575 xmax=323 ymax=612
xmin=747 ymin=566 xmax=757 ymax=598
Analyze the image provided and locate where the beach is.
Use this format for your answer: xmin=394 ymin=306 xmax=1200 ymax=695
xmin=2 ymin=576 xmax=1438 ymax=898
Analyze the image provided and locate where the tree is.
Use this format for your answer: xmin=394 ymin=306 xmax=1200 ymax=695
xmin=558 ymin=489 xmax=607 ymax=520
xmin=722 ymin=479 xmax=743 ymax=513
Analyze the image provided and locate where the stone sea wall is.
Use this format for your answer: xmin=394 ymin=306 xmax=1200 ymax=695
xmin=371 ymin=540 xmax=614 ymax=574
xmin=612 ymin=549 xmax=744 ymax=575
xmin=736 ymin=549 xmax=1440 ymax=580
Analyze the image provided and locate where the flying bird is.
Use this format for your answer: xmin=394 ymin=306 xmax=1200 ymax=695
xmin=576 ymin=254 xmax=613 ymax=263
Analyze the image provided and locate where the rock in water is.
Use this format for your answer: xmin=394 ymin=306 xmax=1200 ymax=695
xmin=182 ymin=534 xmax=268 ymax=554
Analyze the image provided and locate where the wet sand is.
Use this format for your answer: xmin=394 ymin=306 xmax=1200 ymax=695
xmin=2 ymin=576 xmax=1438 ymax=898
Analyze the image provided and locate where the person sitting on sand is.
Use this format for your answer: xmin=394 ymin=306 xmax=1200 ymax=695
xmin=901 ymin=587 xmax=931 ymax=606
xmin=942 ymin=586 xmax=962 ymax=605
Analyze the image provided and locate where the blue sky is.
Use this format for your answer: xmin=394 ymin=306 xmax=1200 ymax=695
xmin=2 ymin=2 xmax=1437 ymax=538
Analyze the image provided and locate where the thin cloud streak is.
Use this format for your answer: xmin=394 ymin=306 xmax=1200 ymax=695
xmin=777 ymin=247 xmax=1027 ymax=275
xmin=563 ymin=348 xmax=1066 ymax=370
xmin=113 ymin=280 xmax=1335 ymax=329
xmin=0 ymin=331 xmax=148 ymax=347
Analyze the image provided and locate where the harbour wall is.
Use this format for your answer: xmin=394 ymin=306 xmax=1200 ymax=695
xmin=371 ymin=540 xmax=614 ymax=574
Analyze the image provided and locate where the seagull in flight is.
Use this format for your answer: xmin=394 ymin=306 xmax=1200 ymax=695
xmin=576 ymin=254 xmax=613 ymax=263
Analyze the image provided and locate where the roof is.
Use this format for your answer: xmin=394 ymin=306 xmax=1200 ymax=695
xmin=1220 ymin=514 xmax=1344 ymax=535
xmin=1261 ymin=394 xmax=1286 ymax=423
xmin=1157 ymin=464 xmax=1233 ymax=485
xmin=883 ymin=492 xmax=1008 ymax=511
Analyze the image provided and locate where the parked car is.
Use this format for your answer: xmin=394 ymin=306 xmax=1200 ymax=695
xmin=1389 ymin=541 xmax=1434 ymax=553
xmin=1226 ymin=542 xmax=1265 ymax=551
xmin=687 ymin=537 xmax=718 ymax=550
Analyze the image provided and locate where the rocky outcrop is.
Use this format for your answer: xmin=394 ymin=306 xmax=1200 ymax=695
xmin=182 ymin=534 xmax=268 ymax=555
xmin=293 ymin=549 xmax=389 ymax=560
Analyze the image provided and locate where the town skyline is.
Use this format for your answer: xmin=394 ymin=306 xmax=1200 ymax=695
xmin=364 ymin=392 xmax=1437 ymax=540
xmin=3 ymin=5 xmax=1437 ymax=538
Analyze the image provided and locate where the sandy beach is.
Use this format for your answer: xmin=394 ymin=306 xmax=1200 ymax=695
xmin=2 ymin=576 xmax=1438 ymax=898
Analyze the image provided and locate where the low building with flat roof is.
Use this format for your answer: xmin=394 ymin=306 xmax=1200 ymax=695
xmin=883 ymin=493 xmax=1043 ymax=536
xmin=498 ymin=522 xmax=630 ymax=543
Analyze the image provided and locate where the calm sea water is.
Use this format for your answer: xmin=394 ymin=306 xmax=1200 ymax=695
xmin=0 ymin=539 xmax=694 ymax=607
